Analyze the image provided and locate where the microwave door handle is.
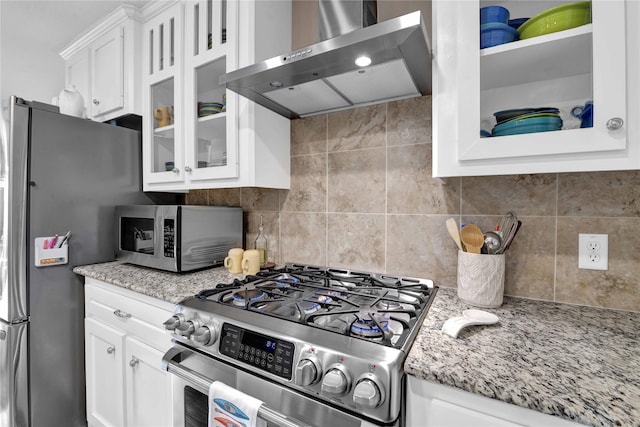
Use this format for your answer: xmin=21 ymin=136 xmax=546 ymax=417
xmin=162 ymin=347 xmax=313 ymax=427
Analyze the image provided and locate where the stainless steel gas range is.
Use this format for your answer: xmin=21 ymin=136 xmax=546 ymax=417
xmin=162 ymin=263 xmax=437 ymax=427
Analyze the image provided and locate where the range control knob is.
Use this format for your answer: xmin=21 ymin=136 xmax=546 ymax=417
xmin=163 ymin=314 xmax=184 ymax=331
xmin=353 ymin=378 xmax=384 ymax=408
xmin=294 ymin=357 xmax=321 ymax=386
xmin=176 ymin=319 xmax=200 ymax=338
xmin=321 ymin=367 xmax=350 ymax=396
xmin=192 ymin=325 xmax=217 ymax=346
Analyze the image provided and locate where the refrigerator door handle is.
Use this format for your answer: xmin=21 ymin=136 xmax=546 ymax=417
xmin=0 ymin=330 xmax=5 ymax=339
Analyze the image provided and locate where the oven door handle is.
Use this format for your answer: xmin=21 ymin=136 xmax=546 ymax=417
xmin=161 ymin=347 xmax=314 ymax=427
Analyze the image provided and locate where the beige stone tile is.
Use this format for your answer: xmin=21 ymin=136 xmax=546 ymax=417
xmin=280 ymin=154 xmax=327 ymax=212
xmin=280 ymin=212 xmax=327 ymax=265
xmin=244 ymin=211 xmax=280 ymax=264
xmin=558 ymin=171 xmax=640 ymax=217
xmin=387 ymin=144 xmax=460 ymax=214
xmin=556 ymin=217 xmax=640 ymax=312
xmin=185 ymin=189 xmax=208 ymax=205
xmin=328 ymin=148 xmax=386 ymax=213
xmin=291 ymin=114 xmax=327 ymax=156
xmin=241 ymin=188 xmax=280 ymax=212
xmin=461 ymin=174 xmax=557 ymax=216
xmin=328 ymin=104 xmax=386 ymax=152
xmin=387 ymin=95 xmax=432 ymax=147
xmin=386 ymin=214 xmax=458 ymax=286
xmin=327 ymin=213 xmax=385 ymax=272
xmin=208 ymin=189 xmax=241 ymax=207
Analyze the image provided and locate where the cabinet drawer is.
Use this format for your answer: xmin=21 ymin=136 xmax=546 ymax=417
xmin=85 ymin=279 xmax=174 ymax=351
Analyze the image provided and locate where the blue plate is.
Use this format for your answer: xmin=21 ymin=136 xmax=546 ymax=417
xmin=492 ymin=117 xmax=563 ymax=136
xmin=493 ymin=107 xmax=558 ymax=122
xmin=495 ymin=110 xmax=561 ymax=126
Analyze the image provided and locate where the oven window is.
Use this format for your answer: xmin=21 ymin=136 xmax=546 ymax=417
xmin=184 ymin=386 xmax=208 ymax=427
xmin=120 ymin=217 xmax=154 ymax=254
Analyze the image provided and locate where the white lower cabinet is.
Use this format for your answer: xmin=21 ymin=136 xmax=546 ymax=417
xmin=406 ymin=376 xmax=581 ymax=427
xmin=84 ymin=278 xmax=174 ymax=427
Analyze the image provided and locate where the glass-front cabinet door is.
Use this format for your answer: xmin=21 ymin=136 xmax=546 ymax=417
xmin=183 ymin=0 xmax=239 ymax=183
xmin=142 ymin=3 xmax=184 ymax=187
xmin=432 ymin=0 xmax=640 ymax=177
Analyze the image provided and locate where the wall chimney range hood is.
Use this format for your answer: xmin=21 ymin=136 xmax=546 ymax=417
xmin=219 ymin=1 xmax=432 ymax=119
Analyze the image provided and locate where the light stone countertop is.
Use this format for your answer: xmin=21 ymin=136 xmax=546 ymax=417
xmin=73 ymin=260 xmax=244 ymax=304
xmin=405 ymin=287 xmax=640 ymax=427
xmin=74 ymin=262 xmax=640 ymax=426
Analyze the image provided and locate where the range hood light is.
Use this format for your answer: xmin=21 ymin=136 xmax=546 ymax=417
xmin=270 ymin=81 xmax=284 ymax=88
xmin=355 ymin=56 xmax=372 ymax=67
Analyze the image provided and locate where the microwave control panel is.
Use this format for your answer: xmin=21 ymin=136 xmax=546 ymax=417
xmin=163 ymin=219 xmax=175 ymax=258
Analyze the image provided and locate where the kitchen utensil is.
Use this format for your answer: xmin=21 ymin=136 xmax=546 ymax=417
xmin=571 ymin=101 xmax=593 ymax=128
xmin=441 ymin=309 xmax=500 ymax=338
xmin=224 ymin=248 xmax=244 ymax=274
xmin=493 ymin=107 xmax=558 ymax=123
xmin=58 ymin=87 xmax=85 ymax=117
xmin=484 ymin=231 xmax=502 ymax=254
xmin=492 ymin=116 xmax=563 ymax=136
xmin=457 ymin=251 xmax=506 ymax=307
xmin=480 ymin=5 xmax=510 ymax=25
xmin=497 ymin=220 xmax=522 ymax=254
xmin=460 ymin=224 xmax=484 ymax=254
xmin=495 ymin=109 xmax=561 ymax=126
xmin=518 ymin=1 xmax=591 ymax=40
xmin=446 ymin=218 xmax=464 ymax=251
xmin=480 ymin=22 xmax=519 ymax=49
xmin=507 ymin=17 xmax=529 ymax=30
xmin=496 ymin=212 xmax=518 ymax=239
xmin=241 ymin=249 xmax=260 ymax=275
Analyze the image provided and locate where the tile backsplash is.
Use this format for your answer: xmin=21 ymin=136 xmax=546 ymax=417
xmin=186 ymin=96 xmax=640 ymax=313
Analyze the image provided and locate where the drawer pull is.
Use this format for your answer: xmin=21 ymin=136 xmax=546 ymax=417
xmin=114 ymin=309 xmax=132 ymax=319
xmin=129 ymin=357 xmax=140 ymax=368
xmin=107 ymin=346 xmax=116 ymax=354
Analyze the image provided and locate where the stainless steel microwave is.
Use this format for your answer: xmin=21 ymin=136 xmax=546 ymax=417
xmin=115 ymin=205 xmax=243 ymax=272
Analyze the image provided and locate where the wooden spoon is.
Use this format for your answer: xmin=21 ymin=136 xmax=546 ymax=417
xmin=460 ymin=224 xmax=484 ymax=254
xmin=445 ymin=218 xmax=464 ymax=251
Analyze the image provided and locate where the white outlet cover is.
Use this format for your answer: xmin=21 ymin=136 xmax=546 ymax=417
xmin=578 ymin=234 xmax=608 ymax=270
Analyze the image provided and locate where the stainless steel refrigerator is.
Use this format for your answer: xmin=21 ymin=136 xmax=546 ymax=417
xmin=0 ymin=97 xmax=170 ymax=427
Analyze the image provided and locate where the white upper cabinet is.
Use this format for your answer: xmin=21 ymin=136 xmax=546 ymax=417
xmin=432 ymin=0 xmax=640 ymax=177
xmin=59 ymin=5 xmax=142 ymax=122
xmin=142 ymin=0 xmax=291 ymax=191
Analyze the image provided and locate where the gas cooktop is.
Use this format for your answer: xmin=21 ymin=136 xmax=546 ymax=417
xmin=195 ymin=263 xmax=436 ymax=350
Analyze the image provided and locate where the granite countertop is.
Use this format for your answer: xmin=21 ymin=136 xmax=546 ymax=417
xmin=75 ymin=262 xmax=640 ymax=426
xmin=405 ymin=287 xmax=640 ymax=427
xmin=73 ymin=260 xmax=243 ymax=304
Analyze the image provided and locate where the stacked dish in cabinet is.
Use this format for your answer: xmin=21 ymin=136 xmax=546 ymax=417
xmin=479 ymin=1 xmax=594 ymax=138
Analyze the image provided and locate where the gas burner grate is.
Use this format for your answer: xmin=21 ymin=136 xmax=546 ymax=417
xmin=193 ymin=263 xmax=435 ymax=348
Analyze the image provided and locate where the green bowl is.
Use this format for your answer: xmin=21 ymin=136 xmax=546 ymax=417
xmin=518 ymin=1 xmax=591 ymax=40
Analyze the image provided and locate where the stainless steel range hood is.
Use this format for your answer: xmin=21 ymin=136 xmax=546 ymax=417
xmin=219 ymin=2 xmax=431 ymax=119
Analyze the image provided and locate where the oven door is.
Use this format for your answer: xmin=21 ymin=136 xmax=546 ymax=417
xmin=162 ymin=345 xmax=381 ymax=427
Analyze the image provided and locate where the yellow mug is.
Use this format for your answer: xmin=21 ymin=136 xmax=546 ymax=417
xmin=241 ymin=249 xmax=260 ymax=275
xmin=153 ymin=106 xmax=173 ymax=127
xmin=224 ymin=248 xmax=244 ymax=274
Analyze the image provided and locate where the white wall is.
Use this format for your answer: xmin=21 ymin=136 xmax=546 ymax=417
xmin=0 ymin=2 xmax=66 ymax=118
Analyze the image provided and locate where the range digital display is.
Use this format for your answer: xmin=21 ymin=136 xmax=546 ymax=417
xmin=219 ymin=323 xmax=294 ymax=380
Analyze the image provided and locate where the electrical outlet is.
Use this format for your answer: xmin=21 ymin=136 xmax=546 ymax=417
xmin=578 ymin=234 xmax=608 ymax=270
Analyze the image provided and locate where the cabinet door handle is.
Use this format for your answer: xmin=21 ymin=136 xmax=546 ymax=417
xmin=172 ymin=168 xmax=180 ymax=174
xmin=184 ymin=166 xmax=192 ymax=173
xmin=129 ymin=357 xmax=140 ymax=368
xmin=93 ymin=99 xmax=99 ymax=105
xmin=113 ymin=309 xmax=131 ymax=319
xmin=606 ymin=117 xmax=624 ymax=130
xmin=107 ymin=346 xmax=116 ymax=354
